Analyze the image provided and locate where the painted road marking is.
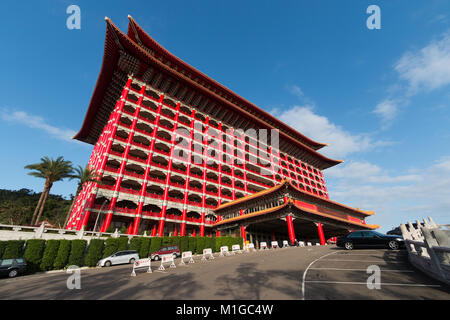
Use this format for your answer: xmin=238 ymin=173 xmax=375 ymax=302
xmin=304 ymin=281 xmax=441 ymax=287
xmin=301 ymin=251 xmax=338 ymax=300
xmin=309 ymin=267 xmax=414 ymax=272
xmin=320 ymin=259 xmax=407 ymax=263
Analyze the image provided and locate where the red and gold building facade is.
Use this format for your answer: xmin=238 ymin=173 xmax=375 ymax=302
xmin=66 ymin=16 xmax=377 ymax=242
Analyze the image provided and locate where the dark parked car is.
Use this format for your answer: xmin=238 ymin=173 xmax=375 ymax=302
xmin=0 ymin=258 xmax=27 ymax=278
xmin=337 ymin=230 xmax=405 ymax=250
xmin=150 ymin=246 xmax=180 ymax=261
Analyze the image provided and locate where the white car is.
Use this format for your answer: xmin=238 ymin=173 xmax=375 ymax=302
xmin=98 ymin=250 xmax=139 ymax=267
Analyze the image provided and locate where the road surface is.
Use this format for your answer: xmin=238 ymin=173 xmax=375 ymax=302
xmin=0 ymin=246 xmax=448 ymax=300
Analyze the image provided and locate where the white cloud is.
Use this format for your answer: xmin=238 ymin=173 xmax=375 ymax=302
xmin=287 ymin=85 xmax=304 ymax=98
xmin=373 ymin=100 xmax=399 ymax=126
xmin=395 ymin=33 xmax=450 ymax=94
xmin=1 ymin=109 xmax=77 ymax=143
xmin=272 ymin=105 xmax=390 ymax=158
xmin=326 ymin=157 xmax=450 ymax=231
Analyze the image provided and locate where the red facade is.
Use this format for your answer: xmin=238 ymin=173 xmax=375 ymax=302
xmin=66 ymin=17 xmax=358 ymax=238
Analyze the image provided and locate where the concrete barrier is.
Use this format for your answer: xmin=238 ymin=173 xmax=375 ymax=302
xmin=201 ymin=248 xmax=215 ymax=261
xmin=245 ymin=243 xmax=256 ymax=252
xmin=219 ymin=246 xmax=231 ymax=257
xmin=232 ymin=244 xmax=242 ymax=254
xmin=179 ymin=251 xmax=194 ymax=265
xmin=131 ymin=258 xmax=152 ymax=276
xmin=158 ymin=254 xmax=176 ymax=271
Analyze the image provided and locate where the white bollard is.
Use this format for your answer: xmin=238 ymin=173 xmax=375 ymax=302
xmin=131 ymin=258 xmax=152 ymax=276
xmin=232 ymin=244 xmax=242 ymax=254
xmin=201 ymin=248 xmax=214 ymax=261
xmin=219 ymin=246 xmax=230 ymax=257
xmin=271 ymin=241 xmax=279 ymax=249
xmin=299 ymin=241 xmax=305 ymax=247
xmin=260 ymin=242 xmax=268 ymax=250
xmin=282 ymin=240 xmax=289 ymax=248
xmin=179 ymin=251 xmax=195 ymax=265
xmin=245 ymin=243 xmax=256 ymax=252
xmin=307 ymin=242 xmax=312 ymax=246
xmin=158 ymin=254 xmax=176 ymax=271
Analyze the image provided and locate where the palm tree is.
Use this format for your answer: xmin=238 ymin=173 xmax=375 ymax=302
xmin=63 ymin=165 xmax=102 ymax=228
xmin=25 ymin=156 xmax=74 ymax=226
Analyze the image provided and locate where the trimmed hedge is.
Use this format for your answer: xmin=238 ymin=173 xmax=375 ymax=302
xmin=179 ymin=236 xmax=189 ymax=253
xmin=205 ymin=237 xmax=216 ymax=253
xmin=139 ymin=238 xmax=151 ymax=258
xmin=0 ymin=241 xmax=7 ymax=258
xmin=23 ymin=239 xmax=46 ymax=273
xmin=129 ymin=237 xmax=142 ymax=253
xmin=53 ymin=240 xmax=71 ymax=270
xmin=195 ymin=237 xmax=206 ymax=254
xmin=117 ymin=237 xmax=129 ymax=251
xmin=40 ymin=240 xmax=60 ymax=271
xmin=85 ymin=239 xmax=104 ymax=267
xmin=103 ymin=238 xmax=120 ymax=258
xmin=149 ymin=237 xmax=162 ymax=254
xmin=2 ymin=240 xmax=25 ymax=259
xmin=188 ymin=237 xmax=197 ymax=253
xmin=68 ymin=240 xmax=87 ymax=267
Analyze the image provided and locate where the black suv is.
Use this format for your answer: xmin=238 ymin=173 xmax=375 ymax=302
xmin=337 ymin=230 xmax=405 ymax=250
xmin=0 ymin=258 xmax=27 ymax=278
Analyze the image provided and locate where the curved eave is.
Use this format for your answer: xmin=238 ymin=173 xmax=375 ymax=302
xmin=75 ymin=18 xmax=341 ymax=169
xmin=214 ymin=179 xmax=374 ymax=218
xmin=215 ymin=203 xmax=289 ymax=226
xmin=126 ymin=15 xmax=327 ymax=151
xmin=73 ymin=20 xmax=120 ymax=142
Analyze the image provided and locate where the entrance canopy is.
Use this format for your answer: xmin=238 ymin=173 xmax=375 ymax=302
xmin=214 ymin=179 xmax=379 ymax=240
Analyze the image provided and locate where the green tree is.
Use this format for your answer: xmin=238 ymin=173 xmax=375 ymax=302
xmin=64 ymin=165 xmax=102 ymax=228
xmin=25 ymin=156 xmax=74 ymax=225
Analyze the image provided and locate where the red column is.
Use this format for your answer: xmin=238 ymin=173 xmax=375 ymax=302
xmin=157 ymin=103 xmax=182 ymax=236
xmin=180 ymin=109 xmax=196 ymax=236
xmin=317 ymin=222 xmax=326 ymax=245
xmin=239 ymin=209 xmax=245 ymax=240
xmin=151 ymin=224 xmax=157 ymax=237
xmin=100 ymin=78 xmax=133 ymax=232
xmin=216 ymin=215 xmax=222 ymax=237
xmin=200 ymin=116 xmax=210 ymax=237
xmin=126 ymin=222 xmax=133 ymax=235
xmin=286 ymin=215 xmax=295 ymax=245
xmin=271 ymin=230 xmax=276 ymax=241
xmin=173 ymin=225 xmax=178 ymax=237
xmin=192 ymin=228 xmax=197 ymax=237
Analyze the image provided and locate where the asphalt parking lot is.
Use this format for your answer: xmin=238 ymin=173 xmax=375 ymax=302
xmin=0 ymin=246 xmax=448 ymax=300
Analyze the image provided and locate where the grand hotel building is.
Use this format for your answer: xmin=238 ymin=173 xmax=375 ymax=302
xmin=66 ymin=16 xmax=378 ymax=245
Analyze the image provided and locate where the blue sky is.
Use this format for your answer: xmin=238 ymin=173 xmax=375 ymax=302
xmin=1 ymin=1 xmax=449 ymax=232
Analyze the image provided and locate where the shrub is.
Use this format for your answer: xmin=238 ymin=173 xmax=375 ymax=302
xmin=215 ymin=237 xmax=223 ymax=252
xmin=105 ymin=226 xmax=114 ymax=233
xmin=129 ymin=237 xmax=142 ymax=253
xmin=205 ymin=237 xmax=216 ymax=253
xmin=2 ymin=240 xmax=25 ymax=259
xmin=85 ymin=239 xmax=104 ymax=267
xmin=53 ymin=240 xmax=71 ymax=269
xmin=149 ymin=237 xmax=162 ymax=254
xmin=195 ymin=237 xmax=206 ymax=254
xmin=103 ymin=238 xmax=120 ymax=258
xmin=119 ymin=226 xmax=127 ymax=234
xmin=23 ymin=239 xmax=46 ymax=273
xmin=117 ymin=237 xmax=129 ymax=251
xmin=40 ymin=240 xmax=60 ymax=271
xmin=179 ymin=236 xmax=189 ymax=253
xmin=0 ymin=241 xmax=7 ymax=258
xmin=188 ymin=237 xmax=196 ymax=253
xmin=68 ymin=240 xmax=87 ymax=267
xmin=139 ymin=238 xmax=151 ymax=258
